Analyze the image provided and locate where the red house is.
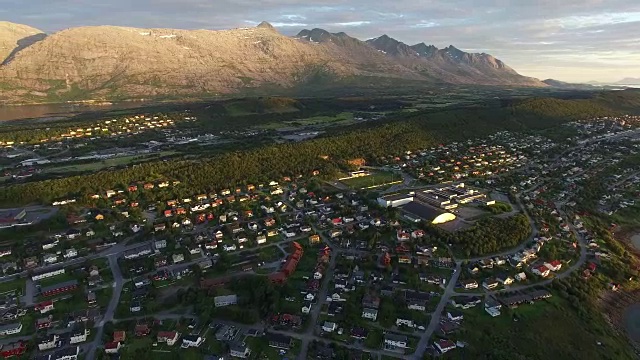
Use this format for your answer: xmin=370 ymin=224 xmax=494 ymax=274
xmin=164 ymin=210 xmax=173 ymax=217
xmin=128 ymin=185 xmax=138 ymax=192
xmin=40 ymin=280 xmax=78 ymax=297
xmin=34 ymin=300 xmax=54 ymax=314
xmin=36 ymin=316 xmax=53 ymax=330
xmin=0 ymin=341 xmax=26 ymax=358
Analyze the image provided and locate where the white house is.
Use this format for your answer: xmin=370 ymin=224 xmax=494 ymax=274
xmin=322 ymin=321 xmax=337 ymax=333
xmin=32 ymin=268 xmax=65 ymax=281
xmin=362 ymin=308 xmax=378 ymax=321
xmin=256 ymin=235 xmax=267 ymax=245
xmin=301 ymin=302 xmax=312 ymax=314
xmin=0 ymin=322 xmax=22 ymax=336
xmin=214 ymin=294 xmax=237 ymax=307
xmin=38 ymin=334 xmax=59 ymax=351
xmin=70 ymin=328 xmax=90 ymax=344
xmin=64 ymin=248 xmax=78 ymax=259
xmin=43 ymin=254 xmax=58 ymax=264
xmin=181 ymin=335 xmax=204 ymax=348
xmin=384 ymin=333 xmax=408 ymax=349
xmin=460 ymin=280 xmax=478 ymax=289
xmin=545 ymin=260 xmax=563 ymax=272
xmin=104 ymin=342 xmax=122 ymax=354
xmin=172 ymin=254 xmax=185 ymax=263
xmin=395 ymin=318 xmax=414 ymax=328
xmin=154 ymin=239 xmax=167 ymax=250
xmin=532 ymin=264 xmax=550 ymax=277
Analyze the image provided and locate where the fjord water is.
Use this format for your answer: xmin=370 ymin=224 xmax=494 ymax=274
xmin=0 ymin=102 xmax=145 ymax=122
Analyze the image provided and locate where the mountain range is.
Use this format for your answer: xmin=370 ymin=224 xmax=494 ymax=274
xmin=0 ymin=21 xmax=546 ymax=104
xmin=588 ymin=78 xmax=640 ymax=86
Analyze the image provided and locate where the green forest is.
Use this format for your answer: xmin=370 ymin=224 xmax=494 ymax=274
xmin=428 ymin=214 xmax=532 ymax=257
xmin=1 ymin=90 xmax=639 ymax=207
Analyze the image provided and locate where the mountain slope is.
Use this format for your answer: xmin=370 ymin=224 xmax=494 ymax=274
xmin=0 ymin=23 xmax=363 ymax=103
xmin=295 ymin=29 xmax=422 ymax=79
xmin=0 ymin=22 xmax=45 ymax=64
xmin=366 ymin=35 xmax=544 ymax=86
xmin=615 ymin=78 xmax=640 ymax=85
xmin=0 ymin=22 xmax=544 ymax=104
xmin=542 ymin=79 xmax=597 ymax=89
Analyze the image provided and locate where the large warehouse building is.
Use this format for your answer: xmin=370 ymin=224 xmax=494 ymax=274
xmin=400 ymin=201 xmax=457 ymax=225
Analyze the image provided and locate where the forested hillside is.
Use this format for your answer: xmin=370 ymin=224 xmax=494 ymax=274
xmin=1 ymin=90 xmax=639 ymax=206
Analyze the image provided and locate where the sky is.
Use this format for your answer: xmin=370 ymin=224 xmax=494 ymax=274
xmin=2 ymin=0 xmax=639 ymax=83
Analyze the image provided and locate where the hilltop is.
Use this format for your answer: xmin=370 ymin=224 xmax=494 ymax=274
xmin=0 ymin=21 xmax=45 ymax=64
xmin=0 ymin=21 xmax=545 ymax=104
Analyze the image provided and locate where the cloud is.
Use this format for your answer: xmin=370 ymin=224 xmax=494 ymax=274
xmin=3 ymin=0 xmax=640 ymax=82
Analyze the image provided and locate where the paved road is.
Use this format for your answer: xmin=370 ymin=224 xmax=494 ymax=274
xmin=85 ymin=254 xmax=125 ymax=360
xmin=412 ymin=262 xmax=461 ymax=359
xmin=297 ymin=226 xmax=338 ymax=360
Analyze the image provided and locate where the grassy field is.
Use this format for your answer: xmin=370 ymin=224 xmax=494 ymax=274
xmin=37 ymin=272 xmax=78 ymax=287
xmin=254 ymin=112 xmax=355 ymax=130
xmin=447 ymin=295 xmax=637 ymax=359
xmin=42 ymin=151 xmax=177 ymax=174
xmin=0 ymin=278 xmax=25 ymax=296
xmin=340 ymin=171 xmax=400 ymax=189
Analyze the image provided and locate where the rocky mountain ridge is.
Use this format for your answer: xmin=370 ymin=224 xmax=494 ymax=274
xmin=0 ymin=21 xmax=545 ymax=104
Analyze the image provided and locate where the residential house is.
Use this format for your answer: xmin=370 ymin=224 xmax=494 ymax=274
xmin=70 ymin=327 xmax=90 ymax=344
xmin=38 ymin=334 xmax=59 ymax=351
xmin=545 ymin=260 xmax=563 ymax=272
xmin=256 ymin=234 xmax=267 ymax=245
xmin=322 ymin=321 xmax=337 ymax=333
xmin=384 ymin=333 xmax=408 ymax=349
xmin=496 ymin=274 xmax=514 ymax=286
xmin=113 ymin=331 xmax=126 ymax=343
xmin=485 ymin=297 xmax=502 ymax=317
xmin=35 ymin=301 xmax=54 ymax=314
xmin=451 ymin=297 xmax=481 ymax=309
xmin=396 ymin=318 xmax=414 ymax=328
xmin=181 ymin=335 xmax=204 ymax=348
xmin=64 ymin=248 xmax=78 ymax=259
xmin=309 ymin=234 xmax=321 ymax=244
xmin=214 ymin=294 xmax=238 ymax=307
xmin=459 ymin=279 xmax=478 ymax=289
xmin=515 ymin=272 xmax=527 ymax=281
xmin=154 ymin=239 xmax=167 ymax=250
xmin=104 ymin=342 xmax=122 ymax=354
xmin=157 ymin=331 xmax=180 ymax=346
xmin=172 ymin=253 xmax=185 ymax=264
xmin=482 ymin=278 xmax=499 ymax=290
xmin=351 ymin=327 xmax=368 ymax=340
xmin=0 ymin=342 xmax=27 ymax=358
xmin=39 ymin=280 xmax=78 ymax=297
xmin=43 ymin=254 xmax=58 ymax=264
xmin=135 ymin=324 xmax=151 ymax=337
xmin=301 ymin=302 xmax=312 ymax=314
xmin=362 ymin=308 xmax=378 ymax=321
xmin=266 ymin=333 xmax=292 ymax=350
xmin=435 ymin=339 xmax=456 ymax=354
xmin=36 ymin=315 xmax=53 ymax=330
xmin=230 ymin=342 xmax=251 ymax=358
xmin=0 ymin=322 xmax=22 ymax=335
xmin=362 ymin=293 xmax=380 ymax=309
xmin=447 ymin=310 xmax=464 ymax=322
xmin=439 ymin=321 xmax=460 ymax=336
xmin=532 ymin=264 xmax=551 ymax=277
